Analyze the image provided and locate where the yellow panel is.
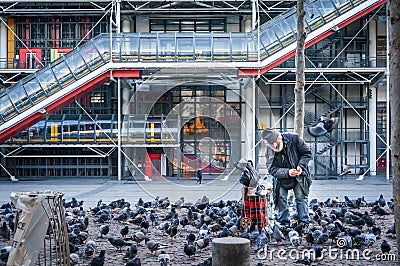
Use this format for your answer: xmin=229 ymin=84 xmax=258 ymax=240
xmin=7 ymin=18 xmax=14 ymax=69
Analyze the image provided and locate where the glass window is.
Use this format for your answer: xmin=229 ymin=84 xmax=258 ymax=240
xmin=23 ymin=78 xmax=46 ymax=104
xmin=139 ymin=34 xmax=158 ymax=61
xmin=305 ymin=3 xmax=323 ymax=31
xmin=181 ymin=20 xmax=195 ymax=32
xmin=122 ymin=35 xmax=139 ymax=61
xmin=93 ymin=36 xmax=111 ymax=61
xmin=150 ymin=19 xmax=226 ymax=33
xmin=158 ymin=34 xmax=176 ymax=61
xmin=177 ymin=37 xmax=194 ymax=61
xmin=0 ymin=94 xmax=14 ymax=122
xmin=65 ymin=49 xmax=89 ymax=78
xmin=194 ymin=34 xmax=212 ymax=61
xmin=213 ymin=36 xmax=231 ymax=61
xmin=80 ymin=42 xmax=103 ymax=70
xmin=36 ymin=67 xmax=59 ymax=95
xmin=51 ymin=60 xmax=75 ymax=89
xmin=231 ymin=33 xmax=247 ymax=61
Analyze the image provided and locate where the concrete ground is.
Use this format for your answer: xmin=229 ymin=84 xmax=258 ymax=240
xmin=0 ymin=174 xmax=393 ymax=207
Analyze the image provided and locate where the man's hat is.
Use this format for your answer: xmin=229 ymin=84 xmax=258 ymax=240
xmin=262 ymin=128 xmax=280 ymax=144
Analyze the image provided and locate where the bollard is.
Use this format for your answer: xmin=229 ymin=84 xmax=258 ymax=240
xmin=212 ymin=237 xmax=250 ymax=266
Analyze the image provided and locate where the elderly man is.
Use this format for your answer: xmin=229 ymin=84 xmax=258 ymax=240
xmin=262 ymin=128 xmax=312 ymax=225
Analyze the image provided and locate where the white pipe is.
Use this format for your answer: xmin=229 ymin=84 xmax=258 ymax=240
xmin=368 ymin=86 xmax=377 ymax=175
xmin=118 ymin=78 xmax=122 ymax=181
xmin=117 ymin=0 xmax=122 ymax=181
xmin=0 ymin=16 xmax=7 ymax=69
xmin=116 ymin=0 xmax=121 ymax=33
xmin=369 ymin=18 xmax=377 ymax=67
xmin=386 ymin=15 xmax=390 ymax=181
xmin=252 ymin=0 xmax=257 ymax=29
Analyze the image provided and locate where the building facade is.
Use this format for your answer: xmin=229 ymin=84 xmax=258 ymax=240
xmin=0 ymin=0 xmax=390 ymax=180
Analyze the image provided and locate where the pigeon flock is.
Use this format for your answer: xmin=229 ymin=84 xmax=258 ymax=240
xmin=0 ymin=193 xmax=398 ymax=265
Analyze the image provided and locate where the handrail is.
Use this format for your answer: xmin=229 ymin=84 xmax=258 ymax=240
xmin=7 ymin=114 xmax=179 ymax=145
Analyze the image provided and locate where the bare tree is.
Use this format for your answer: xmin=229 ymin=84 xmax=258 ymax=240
xmin=294 ymin=0 xmax=306 ymax=137
xmin=388 ymin=0 xmax=400 ymax=258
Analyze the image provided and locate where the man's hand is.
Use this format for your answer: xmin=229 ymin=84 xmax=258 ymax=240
xmin=296 ymin=166 xmax=302 ymax=175
xmin=289 ymin=166 xmax=302 ymax=177
xmin=289 ymin=169 xmax=298 ymax=177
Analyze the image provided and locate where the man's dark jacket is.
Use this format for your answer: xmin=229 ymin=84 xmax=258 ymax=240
xmin=268 ymin=132 xmax=312 ymax=206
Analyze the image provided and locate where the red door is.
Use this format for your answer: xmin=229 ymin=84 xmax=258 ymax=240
xmin=145 ymin=154 xmax=161 ymax=178
xmin=20 ymin=48 xmax=42 ymax=69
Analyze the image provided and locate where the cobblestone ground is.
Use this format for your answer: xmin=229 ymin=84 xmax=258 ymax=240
xmin=0 ymin=195 xmax=398 ymax=266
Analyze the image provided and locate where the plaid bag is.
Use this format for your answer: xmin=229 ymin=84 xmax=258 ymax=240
xmin=241 ymin=187 xmax=268 ymax=230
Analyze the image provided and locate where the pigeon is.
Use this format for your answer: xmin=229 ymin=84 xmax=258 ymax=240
xmin=89 ymin=250 xmax=105 ymax=266
xmin=98 ymin=224 xmax=109 ymax=238
xmin=249 ymin=224 xmax=260 ymax=242
xmin=372 ymin=224 xmax=382 ymax=238
xmin=386 ymin=223 xmax=396 ymax=235
xmin=257 ymin=228 xmax=268 ymax=250
xmin=0 ymin=221 xmax=10 ymax=241
xmin=165 ymin=224 xmax=178 ymax=240
xmin=124 ymin=244 xmax=138 ymax=260
xmin=313 ymin=244 xmax=323 ymax=260
xmin=218 ymin=226 xmax=230 ymax=238
xmin=305 ymin=231 xmax=314 ymax=247
xmin=158 ymin=250 xmax=171 ymax=266
xmin=272 ymin=224 xmax=284 ymax=245
xmin=186 ymin=232 xmax=196 ymax=244
xmin=195 ymin=237 xmax=210 ymax=252
xmin=179 ymin=216 xmax=189 ymax=229
xmin=115 ymin=212 xmax=129 ymax=222
xmin=377 ymin=194 xmax=386 ymax=207
xmin=362 ymin=211 xmax=375 ymax=227
xmin=294 ymin=254 xmax=312 ymax=265
xmin=372 ymin=206 xmax=390 ymax=216
xmin=84 ymin=240 xmax=97 ymax=257
xmin=69 ymin=242 xmax=79 ymax=253
xmin=307 ymin=117 xmax=339 ymax=137
xmin=173 ymin=197 xmax=185 ymax=209
xmin=79 ymin=217 xmax=89 ymax=231
xmin=184 ymin=243 xmax=196 ymax=259
xmin=132 ymin=230 xmax=146 ymax=245
xmin=137 ymin=198 xmax=144 ymax=207
xmin=151 ymin=197 xmax=159 ymax=208
xmin=77 ymin=206 xmax=86 ymax=219
xmin=289 ymin=230 xmax=301 ymax=246
xmin=338 ymin=233 xmax=352 ymax=249
xmin=120 ymin=225 xmax=129 ymax=239
xmin=344 ymin=196 xmax=356 ymax=208
xmin=69 ymin=253 xmax=80 ymax=265
xmin=363 ymin=230 xmax=376 ymax=248
xmin=338 ymin=165 xmax=351 ymax=177
xmin=150 ymin=210 xmax=159 ymax=226
xmin=0 ymin=246 xmax=10 ymax=263
xmin=108 ymin=237 xmax=130 ymax=251
xmin=145 ymin=237 xmax=164 ymax=255
xmin=380 ymin=239 xmax=391 ymax=253
xmin=125 ymin=257 xmax=141 ymax=266
xmin=159 ymin=197 xmax=170 ymax=209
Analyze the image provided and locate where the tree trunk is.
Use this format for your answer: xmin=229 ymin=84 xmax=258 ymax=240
xmin=294 ymin=0 xmax=306 ymax=137
xmin=389 ymin=0 xmax=400 ymax=259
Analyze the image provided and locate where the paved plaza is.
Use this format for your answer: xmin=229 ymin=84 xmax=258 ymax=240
xmin=0 ymin=174 xmax=393 ymax=206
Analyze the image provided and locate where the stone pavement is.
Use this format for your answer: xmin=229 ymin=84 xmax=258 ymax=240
xmin=0 ymin=174 xmax=393 ymax=207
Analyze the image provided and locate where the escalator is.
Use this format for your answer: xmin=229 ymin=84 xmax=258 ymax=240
xmin=0 ymin=0 xmax=386 ymax=143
